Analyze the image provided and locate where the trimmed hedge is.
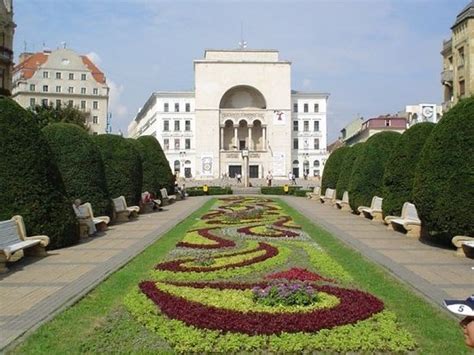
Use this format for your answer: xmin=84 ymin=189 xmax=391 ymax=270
xmin=0 ymin=98 xmax=79 ymax=249
xmin=382 ymin=123 xmax=435 ymax=217
xmin=93 ymin=134 xmax=143 ymax=207
xmin=348 ymin=132 xmax=401 ymax=212
xmin=187 ymin=186 xmax=233 ymax=196
xmin=335 ymin=143 xmax=366 ymax=200
xmin=131 ymin=136 xmax=174 ymax=196
xmin=260 ymin=186 xmax=302 ymax=195
xmin=42 ymin=123 xmax=112 ymax=217
xmin=413 ymin=99 xmax=474 ymax=243
xmin=321 ymin=146 xmax=350 ymax=192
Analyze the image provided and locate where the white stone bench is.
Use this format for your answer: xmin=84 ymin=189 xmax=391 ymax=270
xmin=461 ymin=241 xmax=474 ymax=259
xmin=335 ymin=191 xmax=351 ymax=212
xmin=140 ymin=191 xmax=161 ymax=213
xmin=73 ymin=202 xmax=110 ymax=238
xmin=319 ymin=188 xmax=336 ymax=205
xmin=358 ymin=196 xmax=383 ymax=222
xmin=384 ymin=202 xmax=421 ymax=238
xmin=112 ymin=196 xmax=140 ymax=222
xmin=160 ymin=188 xmax=177 ymax=205
xmin=306 ymin=186 xmax=321 ymax=200
xmin=452 ymin=236 xmax=474 ymax=257
xmin=0 ymin=215 xmax=49 ymax=273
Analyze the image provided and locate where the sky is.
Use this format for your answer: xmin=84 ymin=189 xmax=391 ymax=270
xmin=13 ymin=0 xmax=466 ymax=141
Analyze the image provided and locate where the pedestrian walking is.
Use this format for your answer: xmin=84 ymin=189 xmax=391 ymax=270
xmin=266 ymin=171 xmax=273 ymax=186
xmin=292 ymin=173 xmax=297 ymax=185
xmin=236 ymin=173 xmax=242 ymax=184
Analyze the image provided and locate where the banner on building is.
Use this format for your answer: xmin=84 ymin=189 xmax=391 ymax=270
xmin=273 ymin=110 xmax=286 ymax=125
xmin=201 ymin=155 xmax=213 ymax=176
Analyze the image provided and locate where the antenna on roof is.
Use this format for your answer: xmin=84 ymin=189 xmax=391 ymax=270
xmin=238 ymin=21 xmax=247 ymax=49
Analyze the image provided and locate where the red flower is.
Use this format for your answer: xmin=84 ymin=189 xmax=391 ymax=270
xmin=176 ymin=228 xmax=236 ymax=249
xmin=266 ymin=268 xmax=334 ymax=283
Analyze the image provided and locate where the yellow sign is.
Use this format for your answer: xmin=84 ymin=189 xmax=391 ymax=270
xmin=283 ymin=184 xmax=289 ymax=193
xmin=203 ymin=185 xmax=209 ymax=193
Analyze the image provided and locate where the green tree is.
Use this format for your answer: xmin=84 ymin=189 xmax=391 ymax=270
xmin=321 ymin=146 xmax=350 ymax=192
xmin=42 ymin=123 xmax=112 ymax=217
xmin=335 ymin=143 xmax=366 ymax=200
xmin=382 ymin=123 xmax=435 ymax=217
xmin=348 ymin=132 xmax=401 ymax=212
xmin=413 ymin=98 xmax=474 ymax=243
xmin=0 ymin=98 xmax=79 ymax=249
xmin=28 ymin=104 xmax=91 ymax=131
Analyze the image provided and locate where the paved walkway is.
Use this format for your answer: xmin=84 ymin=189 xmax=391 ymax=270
xmin=0 ymin=196 xmax=209 ymax=351
xmin=282 ymin=196 xmax=474 ymax=312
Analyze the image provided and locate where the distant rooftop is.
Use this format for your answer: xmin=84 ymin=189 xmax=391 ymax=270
xmin=452 ymin=1 xmax=474 ymax=28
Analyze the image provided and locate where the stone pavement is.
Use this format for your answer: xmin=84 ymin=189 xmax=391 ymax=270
xmin=281 ymin=196 xmax=474 ymax=312
xmin=0 ymin=196 xmax=209 ymax=351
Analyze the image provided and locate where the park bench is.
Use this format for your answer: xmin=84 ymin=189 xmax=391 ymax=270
xmin=0 ymin=215 xmax=49 ymax=273
xmin=358 ymin=196 xmax=383 ymax=222
xmin=452 ymin=236 xmax=474 ymax=257
xmin=306 ymin=186 xmax=321 ymax=200
xmin=319 ymin=188 xmax=336 ymax=205
xmin=112 ymin=196 xmax=140 ymax=222
xmin=384 ymin=202 xmax=421 ymax=238
xmin=335 ymin=191 xmax=351 ymax=212
xmin=160 ymin=188 xmax=176 ymax=205
xmin=73 ymin=202 xmax=110 ymax=238
xmin=140 ymin=191 xmax=161 ymax=213
xmin=461 ymin=241 xmax=474 ymax=259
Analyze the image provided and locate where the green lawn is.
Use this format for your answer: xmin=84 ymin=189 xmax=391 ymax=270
xmin=10 ymin=197 xmax=466 ymax=354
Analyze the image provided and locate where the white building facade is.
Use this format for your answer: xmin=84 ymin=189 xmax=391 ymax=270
xmin=12 ymin=48 xmax=110 ymax=134
xmin=128 ymin=49 xmax=329 ymax=180
xmin=403 ymin=104 xmax=443 ymax=127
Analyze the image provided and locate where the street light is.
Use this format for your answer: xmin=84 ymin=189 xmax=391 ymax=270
xmin=241 ymin=148 xmax=249 ymax=187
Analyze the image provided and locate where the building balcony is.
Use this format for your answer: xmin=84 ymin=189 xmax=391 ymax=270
xmin=0 ymin=45 xmax=13 ymax=63
xmin=441 ymin=69 xmax=453 ymax=84
xmin=441 ymin=39 xmax=452 ymax=55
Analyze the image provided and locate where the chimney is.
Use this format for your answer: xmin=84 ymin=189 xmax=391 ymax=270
xmin=18 ymin=52 xmax=34 ymax=64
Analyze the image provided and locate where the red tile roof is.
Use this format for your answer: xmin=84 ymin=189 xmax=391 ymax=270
xmin=81 ymin=55 xmax=106 ymax=84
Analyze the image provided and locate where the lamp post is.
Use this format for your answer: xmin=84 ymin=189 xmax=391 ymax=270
xmin=242 ymin=148 xmax=249 ymax=187
xmin=179 ymin=151 xmax=186 ymax=179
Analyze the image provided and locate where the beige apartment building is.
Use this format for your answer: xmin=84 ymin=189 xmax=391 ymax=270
xmin=442 ymin=1 xmax=474 ymax=111
xmin=0 ymin=0 xmax=15 ymax=95
xmin=12 ymin=48 xmax=109 ymax=134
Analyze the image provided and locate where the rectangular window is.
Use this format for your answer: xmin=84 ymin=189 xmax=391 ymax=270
xmin=43 ymin=71 xmax=49 ymax=79
xmin=42 ymin=98 xmax=48 ymax=106
xmin=93 ymin=88 xmax=98 ymax=95
xmin=68 ymin=100 xmax=74 ymax=107
xmin=93 ymin=101 xmax=98 ymax=109
xmin=81 ymin=73 xmax=87 ymax=80
xmin=460 ymin=80 xmax=466 ymax=96
xmin=56 ymin=99 xmax=61 ymax=107
xmin=293 ymin=138 xmax=299 ymax=149
xmin=458 ymin=47 xmax=465 ymax=67
xmin=43 ymin=85 xmax=48 ymax=92
xmin=304 ymin=103 xmax=308 ymax=112
xmin=56 ymin=72 xmax=61 ymax=79
xmin=174 ymin=138 xmax=180 ymax=150
xmin=164 ymin=103 xmax=169 ymax=112
xmin=303 ymin=121 xmax=309 ymax=132
xmin=174 ymin=103 xmax=179 ymax=112
xmin=385 ymin=119 xmax=391 ymax=127
xmin=81 ymin=87 xmax=86 ymax=94
xmin=185 ymin=138 xmax=191 ymax=149
xmin=93 ymin=116 xmax=98 ymax=124
xmin=185 ymin=120 xmax=191 ymax=131
xmin=293 ymin=103 xmax=298 ymax=113
xmin=163 ymin=139 xmax=169 ymax=150
xmin=174 ymin=120 xmax=180 ymax=131
xmin=69 ymin=73 xmax=74 ymax=80
xmin=163 ymin=120 xmax=169 ymax=131
xmin=314 ymin=120 xmax=319 ymax=131
xmin=30 ymin=84 xmax=35 ymax=91
xmin=80 ymin=100 xmax=86 ymax=109
xmin=29 ymin=98 xmax=35 ymax=107
xmin=68 ymin=86 xmax=74 ymax=93
xmin=293 ymin=120 xmax=298 ymax=132
xmin=314 ymin=104 xmax=319 ymax=112
xmin=56 ymin=85 xmax=61 ymax=93
xmin=185 ymin=103 xmax=190 ymax=112
xmin=314 ymin=138 xmax=320 ymax=150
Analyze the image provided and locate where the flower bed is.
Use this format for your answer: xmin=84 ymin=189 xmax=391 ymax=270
xmin=176 ymin=228 xmax=235 ymax=249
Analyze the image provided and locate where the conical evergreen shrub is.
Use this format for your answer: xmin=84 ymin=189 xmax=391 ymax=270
xmin=335 ymin=143 xmax=366 ymax=200
xmin=0 ymin=98 xmax=79 ymax=249
xmin=93 ymin=134 xmax=143 ymax=206
xmin=413 ymin=99 xmax=474 ymax=243
xmin=382 ymin=122 xmax=435 ymax=217
xmin=348 ymin=131 xmax=400 ymax=212
xmin=321 ymin=146 xmax=350 ymax=193
xmin=42 ymin=123 xmax=112 ymax=217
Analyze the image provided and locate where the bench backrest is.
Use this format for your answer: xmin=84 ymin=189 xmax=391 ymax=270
xmin=313 ymin=186 xmax=320 ymax=194
xmin=402 ymin=202 xmax=420 ymax=221
xmin=325 ymin=188 xmax=335 ymax=199
xmin=0 ymin=219 xmax=20 ymax=249
xmin=342 ymin=191 xmax=349 ymax=203
xmin=370 ymin=196 xmax=383 ymax=211
xmin=112 ymin=196 xmax=127 ymax=212
xmin=73 ymin=204 xmax=91 ymax=218
xmin=160 ymin=188 xmax=169 ymax=199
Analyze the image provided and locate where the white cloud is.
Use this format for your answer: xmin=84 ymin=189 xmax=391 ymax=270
xmin=86 ymin=51 xmax=102 ymax=66
xmin=108 ymin=79 xmax=129 ymax=132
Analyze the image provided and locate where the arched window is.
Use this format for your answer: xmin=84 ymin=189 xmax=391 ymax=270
xmin=184 ymin=160 xmax=191 ymax=165
xmin=313 ymin=160 xmax=320 ymax=167
xmin=292 ymin=160 xmax=299 ymax=165
xmin=174 ymin=160 xmax=180 ymax=172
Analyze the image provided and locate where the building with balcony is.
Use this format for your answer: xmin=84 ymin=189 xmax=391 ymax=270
xmin=441 ymin=1 xmax=474 ymax=111
xmin=342 ymin=116 xmax=407 ymax=146
xmin=128 ymin=48 xmax=329 ymax=180
xmin=12 ymin=48 xmax=110 ymax=134
xmin=0 ymin=0 xmax=15 ymax=95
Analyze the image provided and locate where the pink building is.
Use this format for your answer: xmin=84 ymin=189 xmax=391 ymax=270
xmin=345 ymin=116 xmax=407 ymax=146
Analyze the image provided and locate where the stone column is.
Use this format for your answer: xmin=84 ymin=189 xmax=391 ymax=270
xmin=220 ymin=127 xmax=224 ymax=150
xmin=248 ymin=126 xmax=252 ymax=150
xmin=234 ymin=126 xmax=238 ymax=149
xmin=262 ymin=127 xmax=267 ymax=150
